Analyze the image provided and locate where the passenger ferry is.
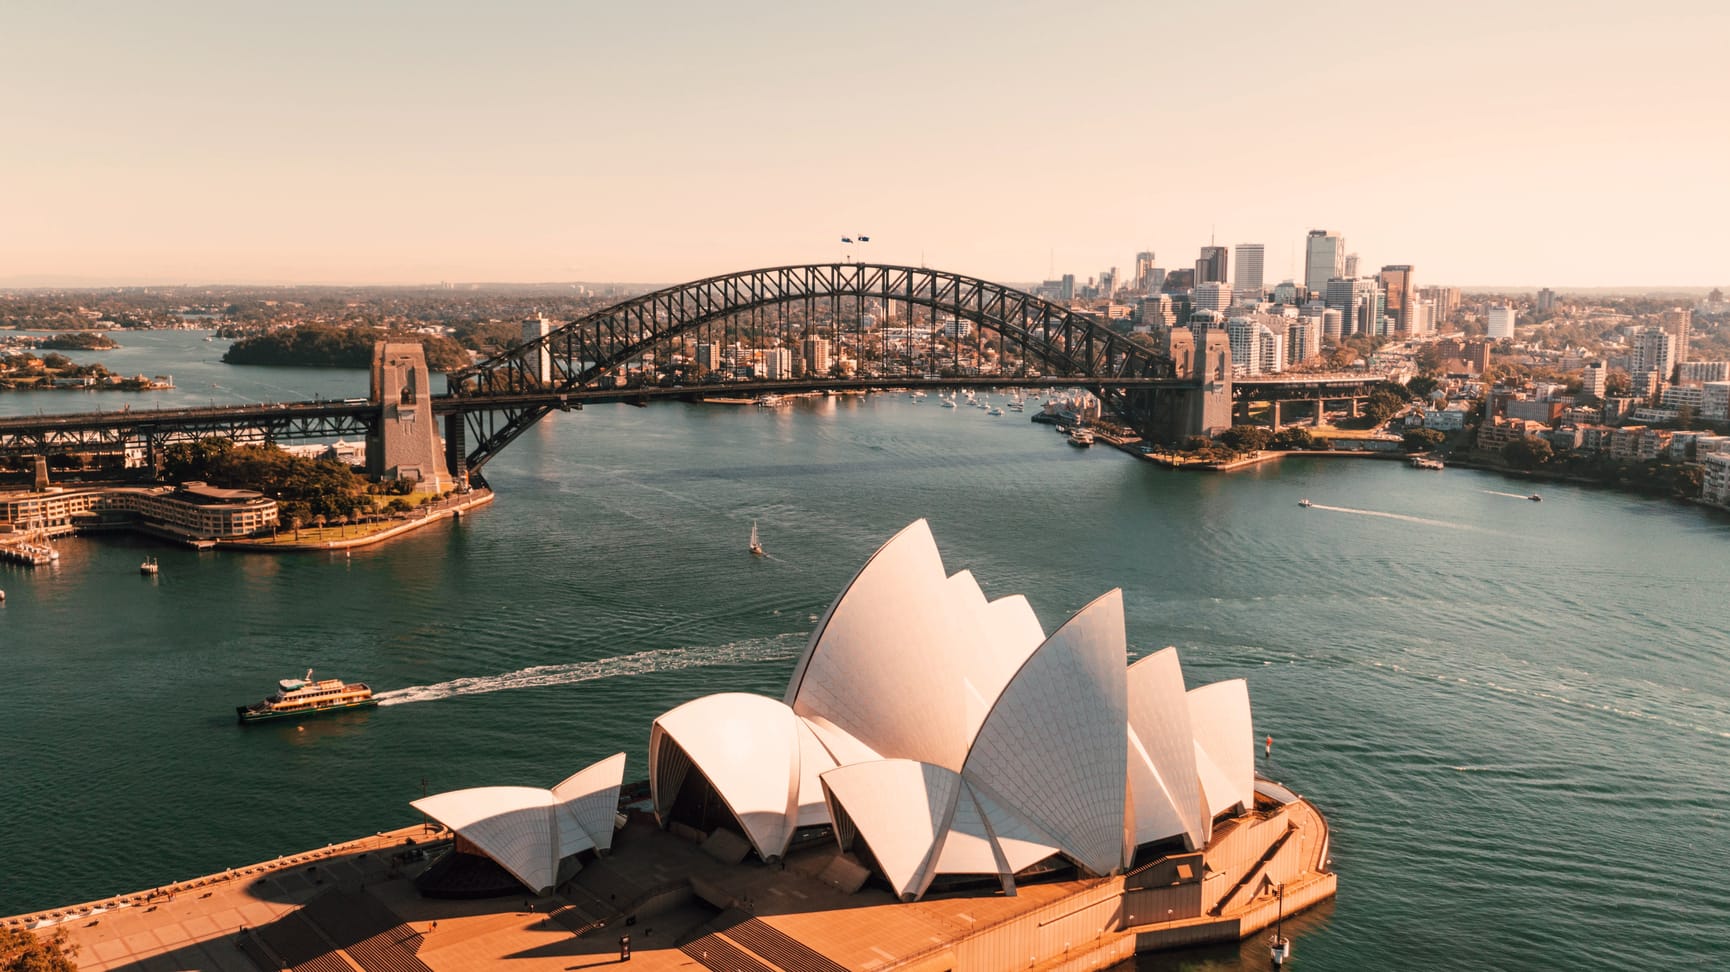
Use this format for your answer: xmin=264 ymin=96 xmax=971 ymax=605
xmin=236 ymin=670 xmax=376 ymax=724
xmin=1067 ymin=428 xmax=1095 ymax=447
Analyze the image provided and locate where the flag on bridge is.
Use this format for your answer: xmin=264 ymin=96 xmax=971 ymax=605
xmin=841 ymin=237 xmax=853 ymax=243
xmin=858 ymin=236 xmax=870 ymax=242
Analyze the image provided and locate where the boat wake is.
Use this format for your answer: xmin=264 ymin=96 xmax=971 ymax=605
xmin=1304 ymin=503 xmax=1471 ymax=531
xmin=373 ymin=633 xmax=808 ymax=707
xmin=1481 ymin=489 xmax=1535 ymax=500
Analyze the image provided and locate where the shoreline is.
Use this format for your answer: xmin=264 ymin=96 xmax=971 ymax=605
xmin=217 ymin=489 xmax=495 ymax=552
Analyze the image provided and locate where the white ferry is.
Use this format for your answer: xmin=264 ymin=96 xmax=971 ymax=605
xmin=1067 ymin=428 xmax=1095 ymax=447
xmin=236 ymin=670 xmax=376 ymax=725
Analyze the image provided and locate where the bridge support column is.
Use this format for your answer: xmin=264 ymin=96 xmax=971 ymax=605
xmin=1350 ymin=398 xmax=1361 ymax=420
xmin=1269 ymin=400 xmax=1283 ymax=429
xmin=1314 ymin=396 xmax=1326 ymax=427
xmin=444 ymin=414 xmax=469 ymax=492
xmin=365 ymin=342 xmax=454 ymax=493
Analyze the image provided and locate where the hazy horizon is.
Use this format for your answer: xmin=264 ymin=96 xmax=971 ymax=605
xmin=5 ymin=1 xmax=1726 ymax=289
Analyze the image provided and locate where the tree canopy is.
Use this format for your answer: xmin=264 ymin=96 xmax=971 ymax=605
xmin=161 ymin=438 xmax=371 ymax=522
xmin=223 ymin=325 xmax=469 ymax=371
xmin=1 ymin=927 xmax=78 ymax=972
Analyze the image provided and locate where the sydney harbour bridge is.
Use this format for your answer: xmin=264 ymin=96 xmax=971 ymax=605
xmin=0 ymin=263 xmax=1384 ymax=486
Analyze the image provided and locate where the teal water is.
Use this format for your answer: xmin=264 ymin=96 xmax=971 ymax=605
xmin=3 ymin=333 xmax=1728 ymax=969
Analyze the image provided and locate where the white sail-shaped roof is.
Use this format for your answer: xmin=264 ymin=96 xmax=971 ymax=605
xmin=784 ymin=520 xmax=979 ymax=770
xmin=1188 ymin=679 xmax=1255 ymax=817
xmin=650 ymin=693 xmax=802 ymax=861
xmin=959 ymin=589 xmax=1129 ymax=877
xmin=1126 ymin=648 xmax=1205 ymax=848
xmin=819 ymin=760 xmax=960 ymax=901
xmin=551 ymin=752 xmax=627 ymax=856
xmin=412 ymin=786 xmax=560 ymax=894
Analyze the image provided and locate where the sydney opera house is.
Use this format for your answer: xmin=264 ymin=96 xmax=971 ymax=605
xmin=409 ymin=520 xmax=1335 ymax=969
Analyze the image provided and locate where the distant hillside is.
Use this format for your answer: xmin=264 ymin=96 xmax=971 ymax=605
xmin=222 ymin=325 xmax=470 ymax=371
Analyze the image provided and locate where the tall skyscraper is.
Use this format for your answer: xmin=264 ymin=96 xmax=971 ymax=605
xmin=802 ymin=335 xmax=831 ymax=376
xmin=1485 ymin=304 xmax=1517 ymax=341
xmin=1195 ymin=246 xmax=1229 ymax=285
xmin=1378 ymin=265 xmax=1415 ymax=333
xmin=1325 ymin=278 xmax=1382 ymax=337
xmin=1133 ymin=251 xmax=1157 ymax=292
xmin=522 ymin=315 xmax=554 ymax=384
xmin=1536 ymin=288 xmax=1557 ymax=314
xmin=1303 ymin=231 xmax=1344 ymax=296
xmin=1419 ymin=286 xmax=1461 ymax=328
xmin=1234 ymin=244 xmax=1265 ymax=295
xmin=1632 ymin=326 xmax=1675 ymax=380
xmin=1343 ymin=253 xmax=1360 ymax=278
xmin=1662 ymin=308 xmax=1692 ymax=363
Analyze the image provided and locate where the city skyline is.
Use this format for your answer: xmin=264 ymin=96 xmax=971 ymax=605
xmin=4 ymin=1 xmax=1726 ymax=288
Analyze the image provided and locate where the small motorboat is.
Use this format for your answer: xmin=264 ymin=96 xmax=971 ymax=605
xmin=139 ymin=557 xmax=160 ymax=575
xmin=1528 ymin=494 xmax=1543 ymax=502
xmin=1298 ymin=499 xmax=1312 ymax=508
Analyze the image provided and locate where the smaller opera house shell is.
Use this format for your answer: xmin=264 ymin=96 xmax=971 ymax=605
xmin=649 ymin=519 xmax=1261 ymax=901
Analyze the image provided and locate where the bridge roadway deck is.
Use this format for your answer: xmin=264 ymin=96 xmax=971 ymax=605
xmin=0 ymin=373 xmax=1381 ymax=440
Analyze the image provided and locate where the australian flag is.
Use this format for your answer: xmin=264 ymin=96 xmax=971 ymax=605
xmin=841 ymin=237 xmax=854 ymax=243
xmin=858 ymin=235 xmax=870 ymax=242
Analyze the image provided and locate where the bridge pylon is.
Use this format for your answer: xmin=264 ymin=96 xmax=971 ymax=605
xmin=366 ymin=342 xmax=455 ymax=492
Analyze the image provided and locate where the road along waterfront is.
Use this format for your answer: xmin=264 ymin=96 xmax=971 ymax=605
xmin=2 ymin=331 xmax=1728 ymax=969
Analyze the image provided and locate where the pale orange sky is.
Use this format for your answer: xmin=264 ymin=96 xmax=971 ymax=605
xmin=3 ymin=1 xmax=1726 ymax=288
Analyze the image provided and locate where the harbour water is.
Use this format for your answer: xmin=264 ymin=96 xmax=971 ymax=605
xmin=3 ymin=332 xmax=1728 ymax=969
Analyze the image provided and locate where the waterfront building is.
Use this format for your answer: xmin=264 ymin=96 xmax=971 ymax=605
xmin=1478 ymin=417 xmax=1550 ymax=451
xmin=1486 ymin=304 xmax=1517 ymax=341
xmin=696 ymin=342 xmax=722 ymax=372
xmin=1378 ymin=265 xmax=1415 ymax=333
xmin=1233 ymin=243 xmax=1265 ymax=294
xmin=1195 ymin=246 xmax=1228 ymax=285
xmin=1703 ymin=453 xmax=1730 ymax=507
xmin=397 ymin=520 xmax=1334 ymax=971
xmin=1191 ymin=282 xmax=1233 ymax=313
xmin=801 ymin=336 xmax=831 ymax=376
xmin=1303 ymin=230 xmax=1344 ymax=296
xmin=0 ymin=482 xmax=278 ymax=541
xmin=522 ymin=315 xmax=554 ymax=385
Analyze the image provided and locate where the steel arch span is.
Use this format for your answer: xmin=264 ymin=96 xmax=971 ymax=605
xmin=443 ymin=263 xmax=1222 ymax=474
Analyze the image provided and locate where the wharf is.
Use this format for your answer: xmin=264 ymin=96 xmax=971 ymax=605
xmin=9 ymin=791 xmax=1334 ymax=972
